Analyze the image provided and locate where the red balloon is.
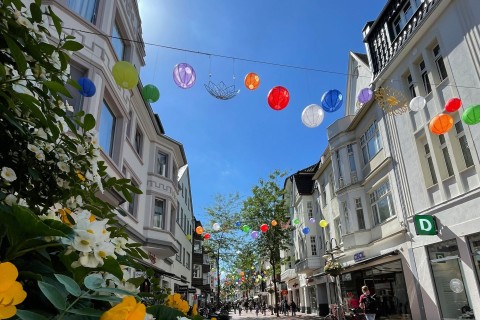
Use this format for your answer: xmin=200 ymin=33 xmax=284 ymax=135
xmin=260 ymin=223 xmax=269 ymax=233
xmin=267 ymin=86 xmax=290 ymax=110
xmin=204 ymin=233 xmax=211 ymax=240
xmin=445 ymin=98 xmax=462 ymax=112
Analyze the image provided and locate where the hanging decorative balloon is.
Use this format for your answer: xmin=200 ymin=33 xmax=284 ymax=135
xmin=251 ymin=231 xmax=259 ymax=239
xmin=271 ymin=220 xmax=278 ymax=226
xmin=321 ymin=89 xmax=343 ymax=113
xmin=445 ymin=98 xmax=462 ymax=113
xmin=173 ymin=63 xmax=196 ymax=89
xmin=212 ymin=223 xmax=221 ymax=231
xmin=244 ymin=72 xmax=260 ymax=90
xmin=462 ymin=105 xmax=480 ymax=125
xmin=142 ymin=84 xmax=160 ymax=103
xmin=357 ymin=88 xmax=374 ymax=105
xmin=309 ymin=217 xmax=315 ymax=224
xmin=409 ymin=96 xmax=426 ymax=112
xmin=301 ymin=104 xmax=325 ymax=128
xmin=235 ymin=221 xmax=242 ymax=227
xmin=293 ymin=218 xmax=300 ymax=225
xmin=77 ymin=77 xmax=96 ymax=97
xmin=195 ymin=226 xmax=204 ymax=235
xmin=204 ymin=233 xmax=211 ymax=240
xmin=429 ymin=113 xmax=454 ymax=135
xmin=267 ymin=86 xmax=290 ymax=110
xmin=260 ymin=224 xmax=269 ymax=233
xmin=319 ymin=220 xmax=328 ymax=228
xmin=112 ymin=61 xmax=138 ymax=90
xmin=186 ymin=234 xmax=192 ymax=241
xmin=240 ymin=271 xmax=244 ymax=276
xmin=302 ymin=227 xmax=310 ymax=235
xmin=242 ymin=225 xmax=251 ymax=233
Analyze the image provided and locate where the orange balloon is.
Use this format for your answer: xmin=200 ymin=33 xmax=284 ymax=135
xmin=429 ymin=113 xmax=454 ymax=135
xmin=271 ymin=220 xmax=278 ymax=226
xmin=244 ymin=72 xmax=260 ymax=90
xmin=195 ymin=226 xmax=204 ymax=235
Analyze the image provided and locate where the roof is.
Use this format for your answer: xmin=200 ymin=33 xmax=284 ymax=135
xmin=352 ymin=52 xmax=369 ymax=66
xmin=293 ymin=162 xmax=319 ymax=195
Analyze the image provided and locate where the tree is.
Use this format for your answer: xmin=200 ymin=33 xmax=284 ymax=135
xmin=203 ymin=193 xmax=243 ymax=306
xmin=232 ymin=242 xmax=259 ymax=299
xmin=241 ymin=170 xmax=292 ymax=317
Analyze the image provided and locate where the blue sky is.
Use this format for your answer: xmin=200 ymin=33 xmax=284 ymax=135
xmin=138 ymin=0 xmax=387 ymax=223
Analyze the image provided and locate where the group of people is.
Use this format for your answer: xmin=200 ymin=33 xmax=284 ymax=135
xmin=232 ymin=299 xmax=298 ymax=317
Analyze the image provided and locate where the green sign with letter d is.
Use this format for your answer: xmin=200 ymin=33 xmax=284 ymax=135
xmin=414 ymin=215 xmax=437 ymax=235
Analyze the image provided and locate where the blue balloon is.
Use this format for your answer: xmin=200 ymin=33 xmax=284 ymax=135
xmin=78 ymin=77 xmax=96 ymax=97
xmin=321 ymin=89 xmax=343 ymax=112
xmin=235 ymin=221 xmax=241 ymax=227
xmin=302 ymin=227 xmax=310 ymax=235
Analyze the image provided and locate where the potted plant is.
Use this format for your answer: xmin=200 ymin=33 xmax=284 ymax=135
xmin=324 ymin=260 xmax=343 ymax=276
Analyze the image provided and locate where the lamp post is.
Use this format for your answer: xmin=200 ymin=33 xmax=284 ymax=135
xmin=323 ymin=238 xmax=343 ymax=320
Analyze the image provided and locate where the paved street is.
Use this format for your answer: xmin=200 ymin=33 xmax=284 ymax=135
xmin=228 ymin=310 xmax=320 ymax=320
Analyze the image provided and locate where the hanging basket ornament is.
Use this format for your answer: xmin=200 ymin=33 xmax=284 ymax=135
xmin=142 ymin=84 xmax=160 ymax=103
xmin=324 ymin=260 xmax=343 ymax=276
xmin=244 ymin=72 xmax=260 ymax=90
xmin=204 ymin=79 xmax=240 ymax=100
xmin=112 ymin=61 xmax=138 ymax=90
xmin=267 ymin=86 xmax=290 ymax=110
xmin=462 ymin=105 xmax=480 ymax=125
xmin=301 ymin=104 xmax=325 ymax=128
xmin=409 ymin=96 xmax=426 ymax=112
xmin=375 ymin=86 xmax=409 ymax=115
xmin=445 ymin=97 xmax=462 ymax=113
xmin=173 ymin=63 xmax=196 ymax=89
xmin=77 ymin=77 xmax=96 ymax=97
xmin=429 ymin=113 xmax=454 ymax=135
xmin=321 ymin=89 xmax=343 ymax=113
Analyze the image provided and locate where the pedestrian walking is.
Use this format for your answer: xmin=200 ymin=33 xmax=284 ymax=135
xmin=359 ymin=285 xmax=378 ymax=320
xmin=290 ymin=301 xmax=297 ymax=316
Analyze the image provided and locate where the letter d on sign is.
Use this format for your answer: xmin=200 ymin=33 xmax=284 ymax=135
xmin=414 ymin=215 xmax=437 ymax=235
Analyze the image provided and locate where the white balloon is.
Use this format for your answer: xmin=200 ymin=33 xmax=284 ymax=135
xmin=212 ymin=222 xmax=221 ymax=231
xmin=302 ymin=104 xmax=325 ymax=128
xmin=409 ymin=96 xmax=426 ymax=112
xmin=449 ymin=278 xmax=464 ymax=293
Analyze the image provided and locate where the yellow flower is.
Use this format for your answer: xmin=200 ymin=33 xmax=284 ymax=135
xmin=76 ymin=170 xmax=85 ymax=182
xmin=0 ymin=262 xmax=27 ymax=319
xmin=100 ymin=296 xmax=146 ymax=320
xmin=192 ymin=303 xmax=198 ymax=316
xmin=58 ymin=208 xmax=72 ymax=226
xmin=165 ymin=294 xmax=189 ymax=314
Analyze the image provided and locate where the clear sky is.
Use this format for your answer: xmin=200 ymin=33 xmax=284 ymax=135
xmin=137 ymin=0 xmax=387 ymax=223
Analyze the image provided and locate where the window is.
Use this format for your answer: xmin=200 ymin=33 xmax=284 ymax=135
xmin=194 ymin=240 xmax=202 ymax=254
xmin=342 ymin=201 xmax=349 ymax=234
xmin=156 ymin=151 xmax=168 ymax=177
xmin=111 ymin=22 xmax=125 ymax=60
xmin=407 ymin=73 xmax=417 ymax=98
xmin=176 ymin=242 xmax=182 ymax=262
xmin=360 ymin=121 xmax=382 ymax=163
xmin=392 ymin=1 xmax=414 ymax=37
xmin=193 ymin=264 xmax=202 ymax=279
xmin=455 ymin=121 xmax=474 ymax=168
xmin=307 ymin=201 xmax=313 ymax=219
xmin=321 ymin=182 xmax=326 ymax=206
xmin=66 ymin=65 xmax=85 ymax=115
xmin=127 ymin=181 xmax=138 ymax=217
xmin=153 ymin=198 xmax=165 ymax=229
xmin=176 ymin=201 xmax=179 ymax=222
xmin=186 ymin=252 xmax=190 ymax=269
xmin=424 ymin=142 xmax=438 ymax=185
xmin=126 ymin=111 xmax=133 ymax=139
xmin=67 ymin=0 xmax=98 ymax=23
xmin=355 ymin=198 xmax=366 ymax=230
xmin=310 ymin=236 xmax=317 ymax=256
xmin=334 ymin=217 xmax=342 ymax=242
xmin=439 ymin=135 xmax=454 ymax=177
xmin=99 ymin=101 xmax=116 ymax=157
xmin=183 ymin=248 xmax=186 ymax=266
xmin=419 ymin=60 xmax=432 ymax=94
xmin=403 ymin=2 xmax=413 ymax=23
xmin=336 ymin=150 xmax=343 ymax=179
xmin=433 ymin=44 xmax=448 ymax=81
xmin=393 ymin=15 xmax=402 ymax=36
xmin=329 ymin=173 xmax=334 ymax=198
xmin=370 ymin=180 xmax=395 ymax=225
xmin=134 ymin=127 xmax=143 ymax=156
xmin=180 ymin=209 xmax=184 ymax=231
xmin=347 ymin=144 xmax=357 ymax=183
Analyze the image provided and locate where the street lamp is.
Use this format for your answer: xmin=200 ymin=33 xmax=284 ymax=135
xmin=323 ymin=238 xmax=343 ymax=320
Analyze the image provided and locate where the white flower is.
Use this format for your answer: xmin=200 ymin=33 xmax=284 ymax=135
xmin=72 ymin=230 xmax=96 ymax=253
xmin=76 ymin=145 xmax=86 ymax=155
xmin=50 ymin=52 xmax=62 ymax=70
xmin=111 ymin=237 xmax=128 ymax=256
xmin=1 ymin=167 xmax=17 ymax=182
xmin=57 ymin=162 xmax=70 ymax=172
xmin=27 ymin=144 xmax=40 ymax=153
xmin=35 ymin=151 xmax=45 ymax=161
xmin=35 ymin=128 xmax=48 ymax=139
xmin=93 ymin=242 xmax=116 ymax=263
xmin=4 ymin=194 xmax=17 ymax=206
xmin=65 ymin=100 xmax=73 ymax=112
xmin=78 ymin=252 xmax=102 ymax=268
xmin=75 ymin=195 xmax=83 ymax=207
xmin=144 ymin=314 xmax=155 ymax=320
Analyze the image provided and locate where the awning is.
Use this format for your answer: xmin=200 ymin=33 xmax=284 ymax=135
xmin=135 ymin=259 xmax=186 ymax=282
xmin=348 ymin=249 xmax=399 ymax=267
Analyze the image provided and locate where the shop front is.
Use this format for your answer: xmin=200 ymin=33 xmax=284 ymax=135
xmin=339 ymin=259 xmax=412 ymax=319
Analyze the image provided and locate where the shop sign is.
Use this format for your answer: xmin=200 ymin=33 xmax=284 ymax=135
xmin=341 ymin=273 xmax=352 ymax=281
xmin=354 ymin=251 xmax=365 ymax=262
xmin=188 ymin=288 xmax=197 ymax=293
xmin=176 ymin=285 xmax=188 ymax=293
xmin=414 ymin=215 xmax=437 ymax=235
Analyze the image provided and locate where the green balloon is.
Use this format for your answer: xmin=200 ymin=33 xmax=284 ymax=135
xmin=293 ymin=218 xmax=300 ymax=225
xmin=242 ymin=225 xmax=251 ymax=232
xmin=462 ymin=105 xmax=480 ymax=125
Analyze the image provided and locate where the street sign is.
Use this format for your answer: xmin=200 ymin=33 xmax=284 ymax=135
xmin=353 ymin=252 xmax=365 ymax=262
xmin=414 ymin=215 xmax=437 ymax=235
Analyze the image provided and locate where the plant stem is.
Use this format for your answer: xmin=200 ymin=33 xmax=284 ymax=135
xmin=11 ymin=242 xmax=64 ymax=259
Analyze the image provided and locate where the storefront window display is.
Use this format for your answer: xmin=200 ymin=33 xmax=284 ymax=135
xmin=469 ymin=233 xmax=480 ymax=287
xmin=308 ymin=285 xmax=317 ymax=314
xmin=339 ymin=260 xmax=411 ymax=318
xmin=427 ymin=239 xmax=475 ymax=319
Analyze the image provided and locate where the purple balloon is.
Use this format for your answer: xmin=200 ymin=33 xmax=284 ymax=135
xmin=309 ymin=217 xmax=315 ymax=224
xmin=251 ymin=231 xmax=259 ymax=239
xmin=173 ymin=63 xmax=196 ymax=89
xmin=357 ymin=88 xmax=374 ymax=104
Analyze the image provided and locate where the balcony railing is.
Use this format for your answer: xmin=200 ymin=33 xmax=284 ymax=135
xmin=295 ymin=257 xmax=322 ymax=273
xmin=280 ymin=268 xmax=297 ymax=282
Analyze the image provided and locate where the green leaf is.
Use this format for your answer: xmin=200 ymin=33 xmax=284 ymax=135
xmin=38 ymin=281 xmax=67 ymax=310
xmin=100 ymin=256 xmax=123 ymax=280
xmin=67 ymin=78 xmax=81 ymax=90
xmin=0 ymin=63 xmax=6 ymax=78
xmin=124 ymin=184 xmax=143 ymax=194
xmin=126 ymin=276 xmax=145 ymax=287
xmin=95 ymin=287 xmax=139 ymax=298
xmin=81 ymin=294 xmax=122 ymax=303
xmin=120 ymin=188 xmax=133 ymax=203
xmin=16 ymin=310 xmax=50 ymax=320
xmin=62 ymin=41 xmax=84 ymax=52
xmin=67 ymin=308 xmax=103 ymax=317
xmin=38 ymin=42 xmax=56 ymax=55
xmin=55 ymin=274 xmax=82 ymax=297
xmin=44 ymin=80 xmax=72 ymax=97
xmin=10 ymin=206 xmax=69 ymax=237
xmin=83 ymin=114 xmax=96 ymax=131
xmin=147 ymin=305 xmax=185 ymax=320
xmin=43 ymin=219 xmax=74 ymax=237
xmin=48 ymin=7 xmax=62 ymax=35
xmin=83 ymin=274 xmax=105 ymax=290
xmin=29 ymin=2 xmax=42 ymax=22
xmin=16 ymin=93 xmax=47 ymax=125
xmin=4 ymin=35 xmax=27 ymax=74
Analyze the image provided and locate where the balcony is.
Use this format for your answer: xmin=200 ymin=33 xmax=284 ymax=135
xmin=143 ymin=227 xmax=178 ymax=258
xmin=327 ymin=115 xmax=355 ymax=140
xmin=280 ymin=268 xmax=297 ymax=282
xmin=295 ymin=257 xmax=323 ymax=274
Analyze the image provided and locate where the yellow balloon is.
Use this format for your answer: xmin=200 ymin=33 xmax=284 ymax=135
xmin=112 ymin=61 xmax=138 ymax=90
xmin=271 ymin=220 xmax=278 ymax=226
xmin=319 ymin=220 xmax=328 ymax=228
